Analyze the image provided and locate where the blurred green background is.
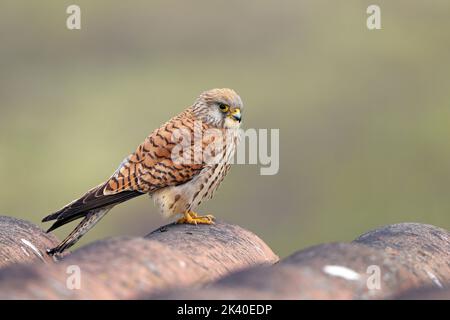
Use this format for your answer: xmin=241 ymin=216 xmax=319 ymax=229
xmin=1 ymin=1 xmax=449 ymax=258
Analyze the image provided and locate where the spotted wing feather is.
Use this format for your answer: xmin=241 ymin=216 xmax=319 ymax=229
xmin=104 ymin=109 xmax=205 ymax=194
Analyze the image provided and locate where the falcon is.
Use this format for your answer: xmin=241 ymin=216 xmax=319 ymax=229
xmin=42 ymin=88 xmax=243 ymax=255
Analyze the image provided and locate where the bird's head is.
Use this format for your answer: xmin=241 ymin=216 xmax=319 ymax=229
xmin=192 ymin=88 xmax=243 ymax=129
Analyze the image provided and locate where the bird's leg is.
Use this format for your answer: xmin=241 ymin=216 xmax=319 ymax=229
xmin=176 ymin=211 xmax=215 ymax=225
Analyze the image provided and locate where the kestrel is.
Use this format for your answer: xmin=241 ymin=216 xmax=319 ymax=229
xmin=42 ymin=88 xmax=243 ymax=255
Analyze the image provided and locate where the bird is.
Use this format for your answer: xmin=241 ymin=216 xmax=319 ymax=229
xmin=42 ymin=88 xmax=243 ymax=256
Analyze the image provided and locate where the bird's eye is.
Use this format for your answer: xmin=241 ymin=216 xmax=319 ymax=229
xmin=219 ymin=104 xmax=229 ymax=112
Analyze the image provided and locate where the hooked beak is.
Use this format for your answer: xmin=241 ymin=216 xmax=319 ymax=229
xmin=230 ymin=108 xmax=241 ymax=122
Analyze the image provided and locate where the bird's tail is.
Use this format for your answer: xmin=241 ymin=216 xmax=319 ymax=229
xmin=42 ymin=183 xmax=143 ymax=255
xmin=42 ymin=183 xmax=142 ymax=232
xmin=46 ymin=207 xmax=111 ymax=256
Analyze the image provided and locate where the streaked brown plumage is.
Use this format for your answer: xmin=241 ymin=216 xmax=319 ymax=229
xmin=43 ymin=88 xmax=243 ymax=255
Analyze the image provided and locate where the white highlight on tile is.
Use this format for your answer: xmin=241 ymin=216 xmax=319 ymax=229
xmin=426 ymin=270 xmax=443 ymax=288
xmin=20 ymin=238 xmax=45 ymax=261
xmin=323 ymin=265 xmax=361 ymax=281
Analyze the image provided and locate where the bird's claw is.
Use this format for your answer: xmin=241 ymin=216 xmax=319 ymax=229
xmin=177 ymin=211 xmax=215 ymax=225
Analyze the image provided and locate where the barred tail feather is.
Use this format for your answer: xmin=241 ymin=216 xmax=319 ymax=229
xmin=42 ymin=183 xmax=143 ymax=232
xmin=46 ymin=207 xmax=111 ymax=256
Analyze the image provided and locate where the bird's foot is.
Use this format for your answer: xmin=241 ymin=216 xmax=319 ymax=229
xmin=176 ymin=211 xmax=215 ymax=225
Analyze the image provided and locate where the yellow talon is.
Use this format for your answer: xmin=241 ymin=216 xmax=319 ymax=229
xmin=176 ymin=211 xmax=215 ymax=225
